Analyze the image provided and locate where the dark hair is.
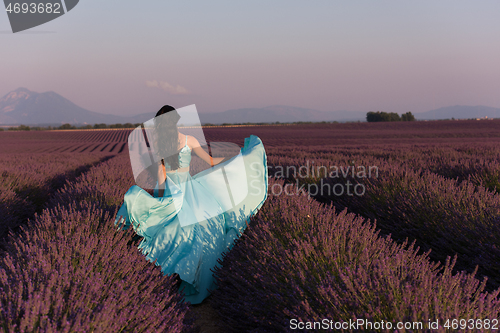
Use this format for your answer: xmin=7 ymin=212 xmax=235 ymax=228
xmin=156 ymin=105 xmax=177 ymax=118
xmin=154 ymin=105 xmax=181 ymax=170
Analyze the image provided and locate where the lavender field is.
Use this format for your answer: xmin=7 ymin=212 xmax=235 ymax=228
xmin=1 ymin=120 xmax=500 ymax=332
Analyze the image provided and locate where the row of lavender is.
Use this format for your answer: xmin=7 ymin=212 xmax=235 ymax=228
xmin=0 ymin=153 xmax=111 ymax=245
xmin=265 ymin=142 xmax=500 ymax=291
xmin=211 ymin=178 xmax=500 ymax=332
xmin=0 ymin=154 xmax=193 ymax=332
xmin=266 ymin=141 xmax=500 ymax=192
xmin=0 ymin=131 xmax=129 ymax=154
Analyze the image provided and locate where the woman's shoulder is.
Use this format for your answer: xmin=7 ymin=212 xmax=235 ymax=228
xmin=186 ymin=135 xmax=200 ymax=149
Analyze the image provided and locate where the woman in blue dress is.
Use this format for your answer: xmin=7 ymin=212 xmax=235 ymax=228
xmin=115 ymin=105 xmax=268 ymax=304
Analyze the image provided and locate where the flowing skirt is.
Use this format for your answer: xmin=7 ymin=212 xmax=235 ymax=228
xmin=115 ymin=135 xmax=268 ymax=304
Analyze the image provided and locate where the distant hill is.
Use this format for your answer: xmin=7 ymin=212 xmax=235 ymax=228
xmin=2 ymin=87 xmax=499 ymax=126
xmin=415 ymin=105 xmax=500 ymax=120
xmin=0 ymin=88 xmax=153 ymax=125
xmin=198 ymin=106 xmax=366 ymax=124
xmin=0 ymin=88 xmax=367 ymax=125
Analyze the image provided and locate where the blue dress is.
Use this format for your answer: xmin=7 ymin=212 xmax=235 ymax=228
xmin=115 ymin=135 xmax=268 ymax=304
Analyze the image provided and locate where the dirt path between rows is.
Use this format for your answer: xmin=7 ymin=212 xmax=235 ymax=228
xmin=186 ymin=296 xmax=226 ymax=333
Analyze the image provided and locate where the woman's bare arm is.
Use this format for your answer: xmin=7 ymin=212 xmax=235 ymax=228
xmin=188 ymin=135 xmax=224 ymax=166
xmin=157 ymin=160 xmax=166 ymax=197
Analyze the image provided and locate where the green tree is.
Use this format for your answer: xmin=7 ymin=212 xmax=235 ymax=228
xmin=367 ymin=111 xmax=402 ymax=122
xmin=59 ymin=123 xmax=75 ymax=130
xmin=367 ymin=111 xmax=384 ymax=122
xmin=389 ymin=112 xmax=401 ymax=121
xmin=94 ymin=123 xmax=107 ymax=129
xmin=401 ymin=112 xmax=415 ymax=121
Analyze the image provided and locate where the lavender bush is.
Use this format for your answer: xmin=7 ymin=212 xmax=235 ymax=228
xmin=0 ymin=154 xmax=194 ymax=332
xmin=0 ymin=202 xmax=190 ymax=332
xmin=211 ymin=179 xmax=500 ymax=332
xmin=265 ymin=141 xmax=500 ymax=291
xmin=46 ymin=154 xmax=135 ymax=214
xmin=313 ymin=163 xmax=500 ymax=291
xmin=0 ymin=153 xmax=108 ymax=243
xmin=266 ymin=142 xmax=500 ymax=194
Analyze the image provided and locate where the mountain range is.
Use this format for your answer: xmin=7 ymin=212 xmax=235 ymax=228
xmin=200 ymin=106 xmax=367 ymax=124
xmin=1 ymin=88 xmax=499 ymax=126
xmin=0 ymin=88 xmax=153 ymax=125
xmin=413 ymin=105 xmax=500 ymax=120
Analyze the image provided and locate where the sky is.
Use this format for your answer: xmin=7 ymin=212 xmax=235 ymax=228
xmin=1 ymin=1 xmax=500 ymax=117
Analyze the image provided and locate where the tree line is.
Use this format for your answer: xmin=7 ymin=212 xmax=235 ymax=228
xmin=366 ymin=111 xmax=415 ymax=122
xmin=3 ymin=123 xmax=142 ymax=131
xmin=1 ymin=121 xmax=338 ymax=131
xmin=1 ymin=114 xmax=417 ymax=131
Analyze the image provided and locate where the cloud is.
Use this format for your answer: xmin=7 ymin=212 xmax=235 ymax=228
xmin=146 ymin=80 xmax=190 ymax=95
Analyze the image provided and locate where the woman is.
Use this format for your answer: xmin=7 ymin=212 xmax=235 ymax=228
xmin=115 ymin=105 xmax=268 ymax=304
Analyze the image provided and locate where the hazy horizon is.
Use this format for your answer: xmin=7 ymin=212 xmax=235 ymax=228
xmin=2 ymin=1 xmax=500 ymax=117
